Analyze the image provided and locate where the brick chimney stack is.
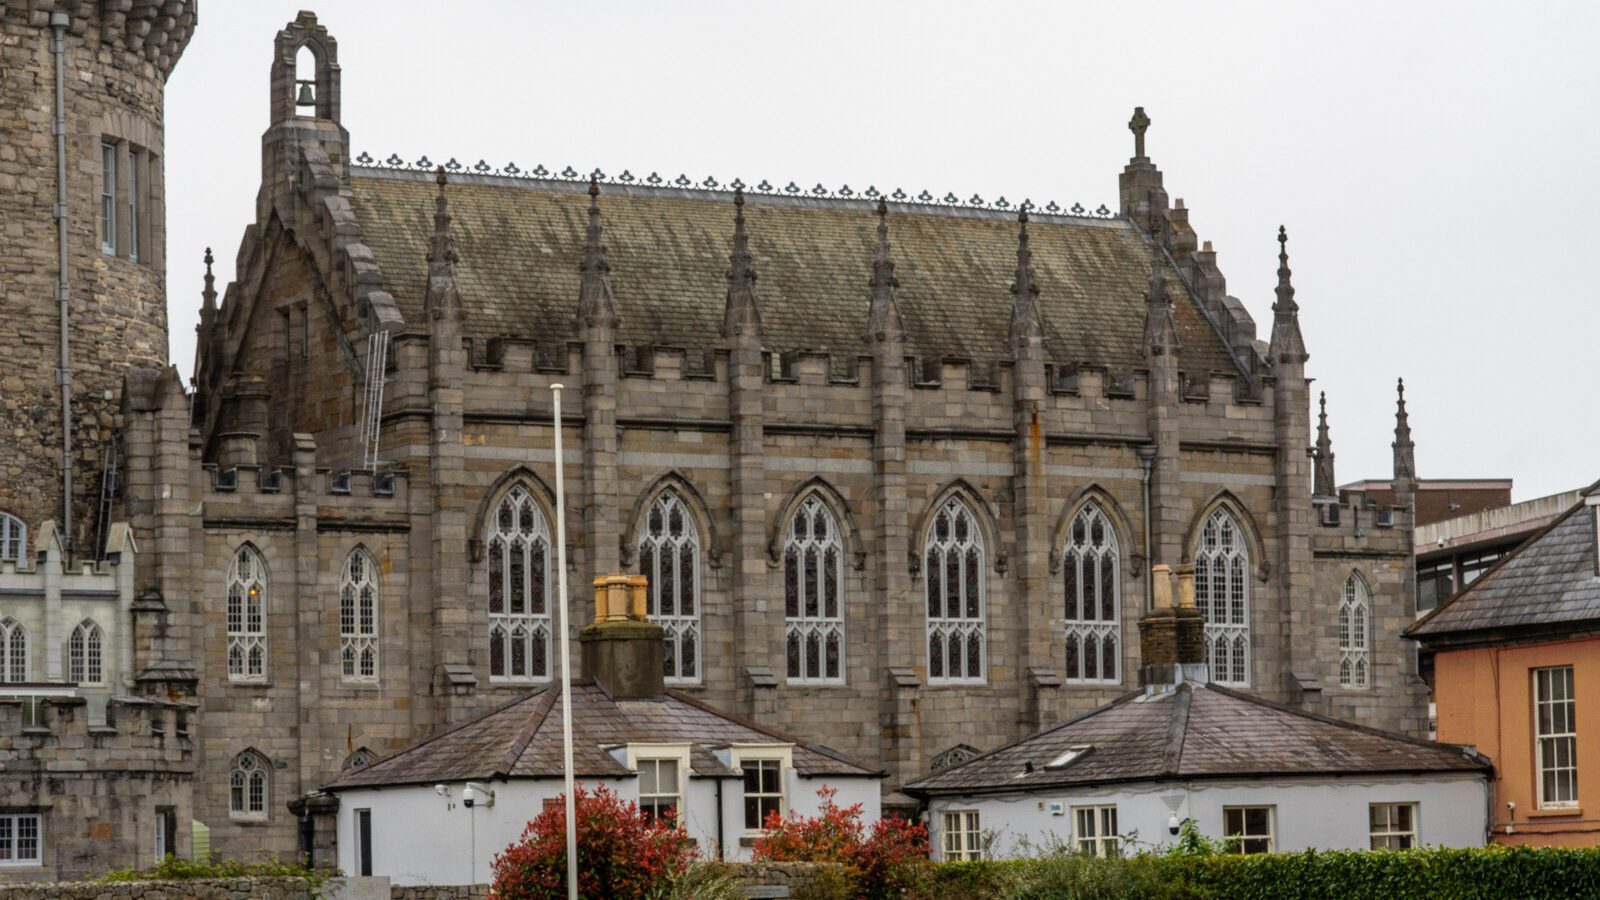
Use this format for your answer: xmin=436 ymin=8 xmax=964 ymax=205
xmin=579 ymin=574 xmax=665 ymax=699
xmin=1138 ymin=563 xmax=1208 ymax=691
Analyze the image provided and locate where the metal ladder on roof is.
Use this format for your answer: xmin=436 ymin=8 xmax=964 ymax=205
xmin=93 ymin=431 xmax=119 ymax=561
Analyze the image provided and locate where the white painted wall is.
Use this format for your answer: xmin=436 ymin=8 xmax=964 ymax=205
xmin=925 ymin=774 xmax=1488 ymax=859
xmin=334 ymin=772 xmax=880 ymax=886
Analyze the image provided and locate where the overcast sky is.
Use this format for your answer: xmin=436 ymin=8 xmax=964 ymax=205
xmin=164 ymin=1 xmax=1599 ymax=502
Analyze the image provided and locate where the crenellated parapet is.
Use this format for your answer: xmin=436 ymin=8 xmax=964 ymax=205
xmin=0 ymin=1 xmax=197 ymax=78
xmin=0 ymin=693 xmax=194 ymax=769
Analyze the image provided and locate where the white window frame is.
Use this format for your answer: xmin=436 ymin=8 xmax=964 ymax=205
xmin=228 ymin=752 xmax=270 ymax=821
xmin=0 ymin=513 xmax=24 ymax=568
xmin=925 ymin=497 xmax=987 ymax=684
xmin=728 ymin=744 xmax=792 ymax=834
xmin=1195 ymin=508 xmax=1251 ymax=687
xmin=340 ymin=548 xmax=380 ymax=683
xmin=68 ymin=619 xmax=104 ymax=686
xmin=941 ymin=810 xmax=983 ymax=861
xmin=226 ymin=546 xmax=267 ymax=682
xmin=1535 ymin=665 xmax=1578 ymax=809
xmin=0 ymin=813 xmax=42 ymax=867
xmin=1062 ymin=502 xmax=1121 ymax=684
xmin=1338 ymin=573 xmax=1370 ymax=689
xmin=487 ymin=486 xmax=553 ymax=683
xmin=784 ymin=494 xmax=845 ymax=684
xmin=1369 ymin=802 xmax=1417 ymax=849
xmin=638 ymin=490 xmax=701 ymax=684
xmin=1222 ymin=805 xmax=1275 ymax=854
xmin=1073 ymin=804 xmax=1120 ymax=857
xmin=126 ymin=148 xmax=139 ymax=262
xmin=100 ymin=141 xmax=117 ymax=255
xmin=621 ymin=743 xmax=691 ymax=826
xmin=0 ymin=617 xmax=27 ymax=684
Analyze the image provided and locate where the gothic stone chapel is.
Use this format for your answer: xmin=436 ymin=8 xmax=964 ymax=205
xmin=0 ymin=7 xmax=1429 ymax=874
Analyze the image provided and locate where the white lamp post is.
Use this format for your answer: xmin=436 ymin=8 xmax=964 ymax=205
xmin=551 ymin=384 xmax=578 ymax=900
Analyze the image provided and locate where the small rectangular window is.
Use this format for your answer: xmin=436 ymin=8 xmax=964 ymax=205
xmin=1073 ymin=805 xmax=1119 ymax=857
xmin=153 ymin=810 xmax=168 ymax=862
xmin=127 ymin=150 xmax=140 ymax=262
xmin=1535 ymin=666 xmax=1578 ymax=808
xmin=1222 ymin=805 xmax=1275 ymax=854
xmin=941 ymin=810 xmax=982 ymax=861
xmin=355 ymin=808 xmax=372 ymax=877
xmin=741 ymin=759 xmax=783 ymax=831
xmin=0 ymin=813 xmax=42 ymax=866
xmin=100 ymin=142 xmax=117 ymax=254
xmin=638 ymin=759 xmax=681 ymax=825
xmin=1369 ymin=802 xmax=1417 ymax=849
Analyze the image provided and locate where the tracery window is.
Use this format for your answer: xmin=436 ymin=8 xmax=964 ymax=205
xmin=0 ymin=513 xmax=24 ymax=567
xmin=784 ymin=494 xmax=843 ymax=683
xmin=0 ymin=617 xmax=25 ymax=683
xmin=639 ymin=490 xmax=700 ymax=683
xmin=925 ymin=497 xmax=986 ymax=683
xmin=1194 ymin=508 xmax=1250 ymax=687
xmin=487 ymin=486 xmax=552 ymax=682
xmin=68 ymin=619 xmax=104 ymax=685
xmin=229 ymin=751 xmax=269 ymax=820
xmin=226 ymin=546 xmax=267 ymax=682
xmin=1062 ymin=502 xmax=1120 ymax=683
xmin=343 ymin=748 xmax=374 ymax=771
xmin=1338 ymin=573 xmax=1370 ymax=690
xmin=340 ymin=548 xmax=379 ymax=683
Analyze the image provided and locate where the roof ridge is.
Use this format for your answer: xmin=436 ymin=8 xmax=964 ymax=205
xmin=351 ymin=153 xmax=1116 ymax=221
xmin=498 ymin=687 xmax=560 ymax=777
xmin=1407 ymin=497 xmax=1591 ymax=637
xmin=663 ymin=688 xmax=881 ymax=777
xmin=1201 ymin=684 xmax=1488 ymax=767
xmin=1161 ymin=684 xmax=1193 ymax=776
xmin=322 ymin=686 xmax=550 ymax=789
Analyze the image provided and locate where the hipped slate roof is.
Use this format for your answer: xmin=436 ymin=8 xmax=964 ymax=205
xmin=1408 ymin=492 xmax=1600 ymax=642
xmin=904 ymin=682 xmax=1487 ymax=796
xmin=323 ymin=680 xmax=880 ymax=791
xmin=348 ymin=169 xmax=1242 ymax=375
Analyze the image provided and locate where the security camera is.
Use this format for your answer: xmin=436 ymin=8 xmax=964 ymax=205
xmin=1168 ymin=813 xmax=1181 ymax=836
xmin=462 ymin=785 xmax=475 ymax=808
xmin=462 ymin=782 xmax=494 ymax=809
xmin=434 ymin=784 xmax=448 ymax=797
xmin=1437 ymin=537 xmax=1446 ymax=548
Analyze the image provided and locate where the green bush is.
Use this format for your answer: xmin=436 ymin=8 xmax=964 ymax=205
xmin=925 ymin=846 xmax=1600 ymax=900
xmin=100 ymin=854 xmax=331 ymax=893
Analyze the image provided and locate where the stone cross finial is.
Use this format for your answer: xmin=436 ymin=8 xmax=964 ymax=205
xmin=1129 ymin=106 xmax=1151 ymax=158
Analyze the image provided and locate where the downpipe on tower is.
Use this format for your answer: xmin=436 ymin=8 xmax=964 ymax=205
xmin=50 ymin=10 xmax=73 ymax=551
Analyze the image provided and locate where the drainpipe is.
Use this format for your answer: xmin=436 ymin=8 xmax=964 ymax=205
xmin=1137 ymin=446 xmax=1157 ymax=610
xmin=714 ymin=776 xmax=725 ymax=860
xmin=50 ymin=10 xmax=74 ymax=551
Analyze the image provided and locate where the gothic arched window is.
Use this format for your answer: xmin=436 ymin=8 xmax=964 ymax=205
xmin=0 ymin=512 xmax=24 ymax=567
xmin=487 ymin=486 xmax=552 ymax=682
xmin=229 ymin=751 xmax=270 ymax=820
xmin=784 ymin=494 xmax=844 ymax=683
xmin=68 ymin=619 xmax=104 ymax=685
xmin=226 ymin=546 xmax=267 ymax=682
xmin=0 ymin=617 xmax=26 ymax=683
xmin=1062 ymin=502 xmax=1120 ymax=683
xmin=1194 ymin=508 xmax=1250 ymax=686
xmin=1339 ymin=572 xmax=1371 ymax=689
xmin=639 ymin=490 xmax=700 ymax=683
xmin=340 ymin=548 xmax=379 ymax=683
xmin=925 ymin=497 xmax=986 ymax=683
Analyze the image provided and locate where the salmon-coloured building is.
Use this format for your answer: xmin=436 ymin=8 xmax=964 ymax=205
xmin=1409 ymin=485 xmax=1600 ymax=846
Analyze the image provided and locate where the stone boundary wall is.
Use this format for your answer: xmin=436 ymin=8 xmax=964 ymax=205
xmin=0 ymin=879 xmax=311 ymax=900
xmin=389 ymin=887 xmax=487 ymax=900
xmin=385 ymin=864 xmax=835 ymax=899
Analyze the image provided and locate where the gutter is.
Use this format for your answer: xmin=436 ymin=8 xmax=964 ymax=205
xmin=50 ymin=10 xmax=73 ymax=550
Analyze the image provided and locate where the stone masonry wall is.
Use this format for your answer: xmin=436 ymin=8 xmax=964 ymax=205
xmin=0 ymin=4 xmax=189 ymax=550
xmin=0 ymin=879 xmax=310 ymax=900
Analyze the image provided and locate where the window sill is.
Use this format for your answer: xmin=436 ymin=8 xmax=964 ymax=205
xmin=927 ymin=679 xmax=988 ymax=688
xmin=1528 ymin=807 xmax=1583 ymax=818
xmin=228 ymin=680 xmax=273 ymax=689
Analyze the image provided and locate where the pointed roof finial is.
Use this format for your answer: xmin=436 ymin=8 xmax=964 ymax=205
xmin=1393 ymin=377 xmax=1417 ymax=482
xmin=1314 ymin=390 xmax=1337 ymax=496
xmin=428 ymin=165 xmax=457 ymax=267
xmin=1129 ymin=106 xmax=1151 ymax=159
xmin=1009 ymin=207 xmax=1044 ymax=351
xmin=722 ymin=187 xmax=761 ymax=339
xmin=1143 ymin=238 xmax=1180 ymax=355
xmin=1267 ymin=225 xmax=1308 ymax=366
xmin=867 ymin=197 xmax=904 ymax=342
xmin=425 ymin=166 xmax=464 ymax=322
xmin=576 ymin=176 xmax=618 ymax=330
xmin=200 ymin=246 xmax=218 ymax=315
xmin=1275 ymin=225 xmax=1296 ymax=313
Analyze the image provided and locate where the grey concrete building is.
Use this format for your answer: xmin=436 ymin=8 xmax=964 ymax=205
xmin=0 ymin=7 xmax=1430 ymax=877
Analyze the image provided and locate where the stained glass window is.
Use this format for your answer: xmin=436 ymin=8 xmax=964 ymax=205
xmin=784 ymin=495 xmax=845 ymax=683
xmin=925 ymin=498 xmax=985 ymax=682
xmin=640 ymin=490 xmax=701 ymax=683
xmin=487 ymin=486 xmax=552 ymax=682
xmin=1062 ymin=503 xmax=1120 ymax=683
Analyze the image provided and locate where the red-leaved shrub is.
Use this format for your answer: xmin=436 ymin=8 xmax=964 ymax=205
xmin=753 ymin=787 xmax=931 ymax=898
xmin=490 ymin=784 xmax=696 ymax=899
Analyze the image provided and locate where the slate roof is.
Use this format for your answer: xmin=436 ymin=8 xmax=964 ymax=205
xmin=1408 ymin=494 xmax=1600 ymax=642
xmin=323 ymin=680 xmax=880 ymax=791
xmin=904 ymin=682 xmax=1487 ymax=796
xmin=347 ymin=169 xmax=1244 ymax=376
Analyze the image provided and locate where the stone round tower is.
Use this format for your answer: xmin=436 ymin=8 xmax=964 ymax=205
xmin=0 ymin=2 xmax=195 ymax=553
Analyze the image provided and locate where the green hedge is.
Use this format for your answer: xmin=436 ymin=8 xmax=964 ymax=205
xmin=929 ymin=846 xmax=1600 ymax=900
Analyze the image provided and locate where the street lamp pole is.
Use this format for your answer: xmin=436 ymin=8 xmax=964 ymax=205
xmin=551 ymin=384 xmax=579 ymax=900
